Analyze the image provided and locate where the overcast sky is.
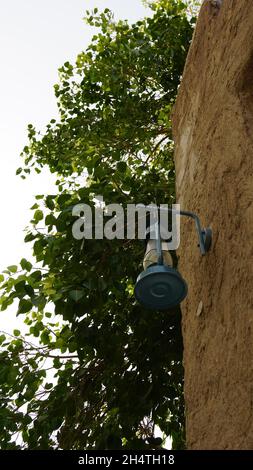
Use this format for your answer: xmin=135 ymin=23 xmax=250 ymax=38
xmin=0 ymin=0 xmax=148 ymax=332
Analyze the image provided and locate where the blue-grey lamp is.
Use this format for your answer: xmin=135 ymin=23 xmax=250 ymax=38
xmin=134 ymin=208 xmax=212 ymax=311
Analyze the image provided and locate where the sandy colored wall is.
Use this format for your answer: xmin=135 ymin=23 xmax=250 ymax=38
xmin=172 ymin=0 xmax=253 ymax=449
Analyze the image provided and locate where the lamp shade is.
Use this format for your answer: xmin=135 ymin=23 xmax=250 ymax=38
xmin=134 ymin=264 xmax=187 ymax=310
xmin=134 ymin=222 xmax=187 ymax=310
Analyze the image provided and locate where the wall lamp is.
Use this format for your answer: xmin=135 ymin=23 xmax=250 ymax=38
xmin=134 ymin=208 xmax=212 ymax=310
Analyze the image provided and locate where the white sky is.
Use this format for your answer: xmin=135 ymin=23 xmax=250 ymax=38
xmin=0 ymin=0 xmax=148 ymax=331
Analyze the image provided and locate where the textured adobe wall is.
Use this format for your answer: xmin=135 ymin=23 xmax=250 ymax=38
xmin=172 ymin=0 xmax=253 ymax=449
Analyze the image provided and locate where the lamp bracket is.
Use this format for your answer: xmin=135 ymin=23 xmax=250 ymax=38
xmin=159 ymin=208 xmax=212 ymax=255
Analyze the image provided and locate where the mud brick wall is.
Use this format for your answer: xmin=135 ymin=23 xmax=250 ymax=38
xmin=172 ymin=0 xmax=253 ymax=449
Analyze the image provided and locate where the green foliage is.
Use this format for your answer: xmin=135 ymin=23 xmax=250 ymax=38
xmin=0 ymin=0 xmax=198 ymax=450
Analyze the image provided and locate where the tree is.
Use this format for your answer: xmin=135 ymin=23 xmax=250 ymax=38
xmin=0 ymin=0 xmax=197 ymax=450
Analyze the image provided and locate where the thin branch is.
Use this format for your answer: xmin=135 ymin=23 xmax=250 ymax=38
xmin=27 ymin=351 xmax=79 ymax=359
xmin=0 ymin=330 xmax=48 ymax=350
xmin=145 ymin=135 xmax=169 ymax=163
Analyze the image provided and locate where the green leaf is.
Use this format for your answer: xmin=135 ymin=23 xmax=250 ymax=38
xmin=53 ymin=357 xmax=61 ymax=369
xmin=116 ymin=161 xmax=127 ymax=173
xmin=33 ymin=210 xmax=44 ymax=223
xmin=20 ymin=258 xmax=32 ymax=272
xmin=45 ymin=383 xmax=53 ymax=390
xmin=18 ymin=299 xmax=33 ymax=314
xmin=0 ymin=334 xmax=6 ymax=345
xmin=30 ymin=270 xmax=42 ymax=281
xmin=7 ymin=265 xmax=18 ymax=273
xmin=24 ymin=232 xmax=36 ymax=243
xmin=45 ymin=195 xmax=55 ymax=210
xmin=41 ymin=330 xmax=50 ymax=344
xmin=69 ymin=290 xmax=85 ymax=302
xmin=30 ymin=203 xmax=39 ymax=210
xmin=45 ymin=214 xmax=56 ymax=226
xmin=7 ymin=367 xmax=18 ymax=384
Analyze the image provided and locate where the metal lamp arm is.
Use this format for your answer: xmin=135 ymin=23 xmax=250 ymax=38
xmin=159 ymin=207 xmax=212 ymax=255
